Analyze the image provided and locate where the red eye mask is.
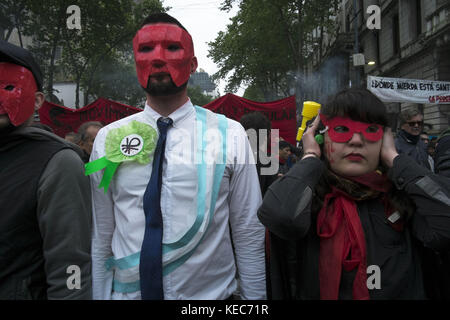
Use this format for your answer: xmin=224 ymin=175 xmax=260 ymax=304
xmin=133 ymin=23 xmax=194 ymax=88
xmin=320 ymin=114 xmax=384 ymax=143
xmin=0 ymin=62 xmax=37 ymax=126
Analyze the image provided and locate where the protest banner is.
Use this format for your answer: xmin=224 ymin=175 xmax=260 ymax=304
xmin=368 ymin=75 xmax=450 ymax=104
xmin=204 ymin=93 xmax=297 ymax=145
xmin=38 ymin=98 xmax=142 ymax=137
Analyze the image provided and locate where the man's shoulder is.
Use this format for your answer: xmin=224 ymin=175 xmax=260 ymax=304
xmin=192 ymin=106 xmax=246 ymax=136
xmin=97 ymin=111 xmax=149 ymax=137
xmin=8 ymin=127 xmax=79 ymax=153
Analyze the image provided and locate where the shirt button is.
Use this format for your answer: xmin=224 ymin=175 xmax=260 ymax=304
xmin=397 ymin=177 xmax=405 ymax=185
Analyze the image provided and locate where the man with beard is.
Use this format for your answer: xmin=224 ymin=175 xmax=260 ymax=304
xmin=395 ymin=107 xmax=431 ymax=170
xmin=89 ymin=13 xmax=266 ymax=300
xmin=0 ymin=40 xmax=92 ymax=299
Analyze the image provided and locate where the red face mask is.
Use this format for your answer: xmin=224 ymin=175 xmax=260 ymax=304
xmin=133 ymin=23 xmax=195 ymax=88
xmin=320 ymin=114 xmax=384 ymax=143
xmin=0 ymin=62 xmax=37 ymax=126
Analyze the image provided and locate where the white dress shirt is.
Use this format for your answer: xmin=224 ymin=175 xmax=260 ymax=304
xmin=90 ymin=99 xmax=266 ymax=300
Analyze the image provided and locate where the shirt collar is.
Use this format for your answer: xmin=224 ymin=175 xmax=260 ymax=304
xmin=144 ymin=99 xmax=195 ymax=128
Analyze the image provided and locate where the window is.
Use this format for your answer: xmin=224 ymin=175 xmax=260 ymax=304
xmin=392 ymin=14 xmax=400 ymax=56
xmin=416 ymin=0 xmax=422 ymax=36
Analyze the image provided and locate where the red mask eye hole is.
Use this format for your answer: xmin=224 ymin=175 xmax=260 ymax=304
xmin=4 ymin=85 xmax=15 ymax=91
xmin=139 ymin=46 xmax=153 ymax=53
xmin=366 ymin=125 xmax=380 ymax=133
xmin=167 ymin=44 xmax=181 ymax=51
xmin=334 ymin=125 xmax=349 ymax=133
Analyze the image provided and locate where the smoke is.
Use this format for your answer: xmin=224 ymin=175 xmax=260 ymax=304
xmin=293 ymin=54 xmax=348 ymax=106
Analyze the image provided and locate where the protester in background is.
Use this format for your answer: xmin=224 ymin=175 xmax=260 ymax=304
xmin=286 ymin=144 xmax=301 ymax=169
xmin=426 ymin=141 xmax=436 ymax=173
xmin=240 ymin=111 xmax=277 ymax=196
xmin=240 ymin=111 xmax=279 ymax=299
xmin=77 ymin=121 xmax=103 ymax=163
xmin=258 ymin=88 xmax=450 ymax=299
xmin=90 ymin=13 xmax=265 ymax=300
xmin=0 ymin=40 xmax=91 ymax=299
xmin=435 ymin=127 xmax=450 ymax=178
xmin=395 ymin=107 xmax=430 ymax=170
xmin=64 ymin=131 xmax=81 ymax=145
xmin=420 ymin=132 xmax=429 ymax=145
xmin=278 ymin=140 xmax=292 ymax=176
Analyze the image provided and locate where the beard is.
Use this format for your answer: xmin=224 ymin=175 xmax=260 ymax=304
xmin=143 ymin=74 xmax=187 ymax=97
xmin=0 ymin=116 xmax=17 ymax=136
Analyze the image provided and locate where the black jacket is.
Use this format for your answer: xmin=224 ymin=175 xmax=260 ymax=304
xmin=258 ymin=155 xmax=450 ymax=300
xmin=395 ymin=130 xmax=430 ymax=170
xmin=435 ymin=132 xmax=450 ymax=178
xmin=0 ymin=127 xmax=92 ymax=299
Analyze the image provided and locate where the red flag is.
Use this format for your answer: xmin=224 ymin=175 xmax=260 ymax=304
xmin=38 ymin=98 xmax=142 ymax=137
xmin=203 ymin=93 xmax=297 ymax=145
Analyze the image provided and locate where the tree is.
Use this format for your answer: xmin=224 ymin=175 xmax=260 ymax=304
xmin=82 ymin=51 xmax=146 ymax=108
xmin=187 ymin=85 xmax=215 ymax=106
xmin=59 ymin=0 xmax=166 ymax=108
xmin=209 ymin=0 xmax=340 ymax=103
xmin=243 ymin=82 xmax=265 ymax=102
xmin=21 ymin=0 xmax=73 ymax=102
xmin=0 ymin=0 xmax=28 ymax=44
xmin=8 ymin=0 xmax=165 ymax=107
xmin=208 ymin=0 xmax=293 ymax=101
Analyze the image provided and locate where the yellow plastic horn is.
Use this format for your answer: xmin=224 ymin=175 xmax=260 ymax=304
xmin=296 ymin=101 xmax=321 ymax=142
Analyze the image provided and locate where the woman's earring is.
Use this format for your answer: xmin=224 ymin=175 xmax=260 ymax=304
xmin=315 ymin=134 xmax=324 ymax=145
xmin=315 ymin=126 xmax=328 ymax=145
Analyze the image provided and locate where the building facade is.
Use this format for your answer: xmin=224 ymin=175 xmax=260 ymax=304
xmin=188 ymin=69 xmax=217 ymax=97
xmin=307 ymin=0 xmax=450 ymax=135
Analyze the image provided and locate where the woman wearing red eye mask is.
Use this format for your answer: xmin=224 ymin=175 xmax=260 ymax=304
xmin=258 ymin=88 xmax=450 ymax=300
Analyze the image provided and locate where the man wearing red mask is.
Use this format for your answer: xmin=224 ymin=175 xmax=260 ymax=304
xmin=90 ymin=13 xmax=266 ymax=300
xmin=0 ymin=40 xmax=92 ymax=299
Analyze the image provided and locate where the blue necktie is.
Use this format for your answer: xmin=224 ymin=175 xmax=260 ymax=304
xmin=140 ymin=117 xmax=173 ymax=300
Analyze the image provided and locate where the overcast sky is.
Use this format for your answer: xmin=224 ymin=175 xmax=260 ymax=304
xmin=163 ymin=0 xmax=244 ymax=96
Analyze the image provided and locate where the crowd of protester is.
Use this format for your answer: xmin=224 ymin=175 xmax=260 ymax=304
xmin=1 ymin=12 xmax=449 ymax=301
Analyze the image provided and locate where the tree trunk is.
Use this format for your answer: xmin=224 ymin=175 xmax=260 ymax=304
xmin=46 ymin=5 xmax=65 ymax=102
xmin=296 ymin=0 xmax=305 ymax=104
xmin=46 ymin=33 xmax=60 ymax=101
xmin=75 ymin=75 xmax=80 ymax=109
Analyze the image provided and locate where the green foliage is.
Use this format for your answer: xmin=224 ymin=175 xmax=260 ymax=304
xmin=243 ymin=83 xmax=265 ymax=102
xmin=6 ymin=0 xmax=166 ymax=107
xmin=0 ymin=0 xmax=27 ymax=42
xmin=84 ymin=50 xmax=146 ymax=108
xmin=187 ymin=85 xmax=215 ymax=106
xmin=209 ymin=0 xmax=340 ymax=102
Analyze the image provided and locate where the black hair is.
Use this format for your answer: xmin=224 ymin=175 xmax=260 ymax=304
xmin=321 ymin=88 xmax=388 ymax=127
xmin=140 ymin=13 xmax=188 ymax=32
xmin=0 ymin=40 xmax=43 ymax=91
xmin=279 ymin=140 xmax=291 ymax=150
xmin=239 ymin=112 xmax=271 ymax=132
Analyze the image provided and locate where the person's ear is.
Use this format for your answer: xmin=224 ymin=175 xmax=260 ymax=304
xmin=190 ymin=56 xmax=198 ymax=74
xmin=34 ymin=92 xmax=45 ymax=111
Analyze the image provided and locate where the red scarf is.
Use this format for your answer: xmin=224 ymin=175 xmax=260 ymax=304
xmin=317 ymin=171 xmax=393 ymax=300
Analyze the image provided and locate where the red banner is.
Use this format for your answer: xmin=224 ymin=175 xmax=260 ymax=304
xmin=38 ymin=98 xmax=143 ymax=138
xmin=203 ymin=93 xmax=297 ymax=145
xmin=39 ymin=94 xmax=298 ymax=145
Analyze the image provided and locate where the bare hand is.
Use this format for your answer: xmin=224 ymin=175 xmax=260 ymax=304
xmin=380 ymin=127 xmax=399 ymax=168
xmin=301 ymin=116 xmax=321 ymax=159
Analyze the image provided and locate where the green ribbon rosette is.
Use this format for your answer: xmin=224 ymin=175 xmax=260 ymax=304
xmin=85 ymin=120 xmax=157 ymax=193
